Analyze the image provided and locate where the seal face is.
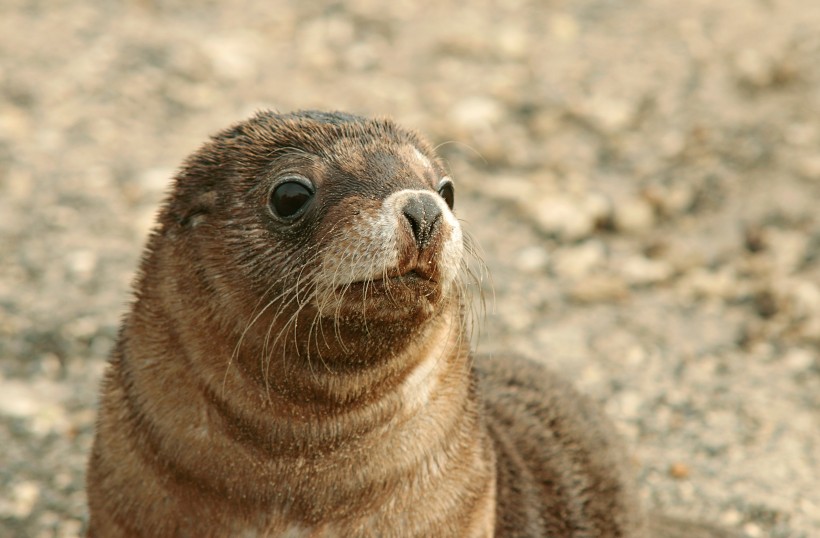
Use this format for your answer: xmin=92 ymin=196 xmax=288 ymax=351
xmin=168 ymin=110 xmax=466 ymax=377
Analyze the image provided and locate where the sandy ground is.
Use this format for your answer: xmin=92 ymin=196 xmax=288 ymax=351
xmin=1 ymin=0 xmax=819 ymax=536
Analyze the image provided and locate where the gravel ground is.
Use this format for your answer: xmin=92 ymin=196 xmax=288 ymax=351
xmin=2 ymin=1 xmax=819 ymax=536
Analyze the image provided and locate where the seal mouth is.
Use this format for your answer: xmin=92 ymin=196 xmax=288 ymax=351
xmin=331 ymin=267 xmax=441 ymax=306
xmin=343 ymin=270 xmax=437 ymax=292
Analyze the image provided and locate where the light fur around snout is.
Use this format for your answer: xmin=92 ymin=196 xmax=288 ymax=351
xmin=313 ymin=187 xmax=463 ymax=317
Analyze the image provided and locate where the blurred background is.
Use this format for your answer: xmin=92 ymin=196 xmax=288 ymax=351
xmin=1 ymin=0 xmax=819 ymax=536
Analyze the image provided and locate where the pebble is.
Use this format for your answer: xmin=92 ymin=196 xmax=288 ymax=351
xmin=552 ymin=240 xmax=606 ymax=279
xmin=742 ymin=522 xmax=763 ymax=537
xmin=775 ymin=278 xmax=820 ymax=319
xmin=783 ymin=348 xmax=815 ymax=372
xmin=735 ymin=48 xmax=773 ymax=87
xmin=568 ymin=275 xmax=629 ymax=303
xmin=449 ymin=96 xmax=504 ymax=132
xmin=797 ymin=154 xmax=820 ymax=180
xmin=528 ymin=195 xmax=596 ymax=241
xmin=549 ymin=13 xmax=579 ymax=42
xmin=515 ymin=245 xmax=550 ymax=273
xmin=66 ymin=250 xmax=98 ymax=282
xmin=681 ymin=267 xmax=739 ymax=300
xmin=669 ymin=462 xmax=691 ymax=480
xmin=613 ymin=197 xmax=655 ymax=234
xmin=137 ymin=167 xmax=174 ymax=199
xmin=766 ymin=229 xmax=808 ymax=275
xmin=482 ymin=175 xmax=538 ymax=204
xmin=2 ymin=481 xmax=40 ymax=518
xmin=579 ymin=94 xmax=636 ymax=134
xmin=618 ymin=255 xmax=674 ymax=286
xmin=201 ymin=35 xmax=258 ymax=81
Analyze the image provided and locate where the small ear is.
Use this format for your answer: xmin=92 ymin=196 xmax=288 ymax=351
xmin=176 ymin=190 xmax=218 ymax=229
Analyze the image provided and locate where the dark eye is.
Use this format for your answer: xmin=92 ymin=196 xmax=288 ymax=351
xmin=269 ymin=178 xmax=314 ymax=220
xmin=437 ymin=179 xmax=455 ymax=210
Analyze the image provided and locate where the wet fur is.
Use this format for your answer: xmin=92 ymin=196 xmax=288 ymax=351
xmin=87 ymin=111 xmax=732 ymax=537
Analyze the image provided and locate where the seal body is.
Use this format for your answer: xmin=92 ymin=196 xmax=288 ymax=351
xmin=87 ymin=110 xmax=653 ymax=537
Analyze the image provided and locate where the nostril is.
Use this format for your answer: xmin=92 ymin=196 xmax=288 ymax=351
xmin=402 ymin=195 xmax=443 ymax=248
xmin=404 ymin=208 xmax=422 ymax=243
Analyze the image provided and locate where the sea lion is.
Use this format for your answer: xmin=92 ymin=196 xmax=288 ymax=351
xmin=86 ymin=110 xmax=732 ymax=537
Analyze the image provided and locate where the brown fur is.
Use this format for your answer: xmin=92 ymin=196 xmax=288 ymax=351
xmin=87 ymin=111 xmax=732 ymax=537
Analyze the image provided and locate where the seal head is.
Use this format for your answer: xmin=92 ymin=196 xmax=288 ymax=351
xmin=162 ymin=110 xmax=466 ymax=394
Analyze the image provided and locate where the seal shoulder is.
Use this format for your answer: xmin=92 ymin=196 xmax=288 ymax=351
xmin=474 ymin=353 xmax=647 ymax=537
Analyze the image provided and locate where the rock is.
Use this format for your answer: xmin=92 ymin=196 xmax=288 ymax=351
xmin=548 ymin=13 xmax=579 ymax=42
xmin=680 ymin=266 xmax=739 ymax=300
xmin=783 ymin=348 xmax=815 ymax=372
xmin=66 ymin=249 xmax=98 ymax=282
xmin=0 ymin=481 xmax=40 ymax=519
xmin=449 ymin=96 xmax=504 ymax=132
xmin=613 ymin=197 xmax=655 ymax=234
xmin=618 ymin=255 xmax=674 ymax=286
xmin=515 ymin=245 xmax=550 ymax=273
xmin=568 ymin=275 xmax=629 ymax=303
xmin=766 ymin=229 xmax=809 ymax=275
xmin=552 ymin=240 xmax=606 ymax=279
xmin=528 ymin=195 xmax=596 ymax=241
xmin=137 ymin=167 xmax=174 ymax=199
xmin=797 ymin=154 xmax=820 ymax=180
xmin=482 ymin=175 xmax=538 ymax=204
xmin=202 ymin=35 xmax=258 ymax=81
xmin=669 ymin=462 xmax=691 ymax=480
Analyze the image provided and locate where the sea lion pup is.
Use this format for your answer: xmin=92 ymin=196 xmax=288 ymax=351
xmin=87 ymin=110 xmax=731 ymax=537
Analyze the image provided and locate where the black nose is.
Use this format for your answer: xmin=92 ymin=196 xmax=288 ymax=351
xmin=402 ymin=194 xmax=443 ymax=248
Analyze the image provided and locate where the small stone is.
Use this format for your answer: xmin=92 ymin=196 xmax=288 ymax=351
xmin=612 ymin=391 xmax=642 ymax=420
xmin=552 ymin=241 xmax=606 ymax=279
xmin=449 ymin=96 xmax=504 ymax=132
xmin=0 ymin=381 xmax=41 ymax=417
xmin=58 ymin=519 xmax=84 ymax=538
xmin=735 ymin=48 xmax=772 ymax=87
xmin=643 ymin=183 xmax=695 ymax=217
xmin=495 ymin=27 xmax=528 ymax=59
xmin=202 ymin=35 xmax=257 ymax=80
xmin=742 ymin=522 xmax=763 ymax=537
xmin=63 ymin=315 xmax=99 ymax=341
xmin=484 ymin=176 xmax=537 ymax=204
xmin=6 ymin=481 xmax=40 ymax=518
xmin=797 ymin=154 xmax=820 ymax=181
xmin=659 ymin=130 xmax=686 ymax=158
xmin=767 ymin=230 xmax=808 ymax=275
xmin=682 ymin=267 xmax=738 ymax=300
xmin=580 ymin=192 xmax=612 ymax=227
xmin=613 ymin=198 xmax=655 ymax=234
xmin=67 ymin=249 xmax=98 ymax=281
xmin=618 ymin=255 xmax=674 ymax=286
xmin=569 ymin=275 xmax=629 ymax=303
xmin=585 ymin=95 xmax=634 ymax=133
xmin=515 ymin=246 xmax=550 ymax=273
xmin=549 ymin=13 xmax=579 ymax=42
xmin=785 ymin=123 xmax=817 ymax=147
xmin=529 ymin=196 xmax=595 ymax=241
xmin=669 ymin=462 xmax=691 ymax=480
xmin=138 ymin=167 xmax=174 ymax=198
xmin=784 ymin=348 xmax=815 ymax=372
xmin=721 ymin=509 xmax=743 ymax=526
xmin=776 ymin=278 xmax=820 ymax=318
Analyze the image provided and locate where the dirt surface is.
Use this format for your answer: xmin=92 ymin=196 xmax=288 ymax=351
xmin=1 ymin=1 xmax=819 ymax=536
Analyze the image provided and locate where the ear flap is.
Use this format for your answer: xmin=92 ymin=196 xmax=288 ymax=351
xmin=177 ymin=190 xmax=218 ymax=228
